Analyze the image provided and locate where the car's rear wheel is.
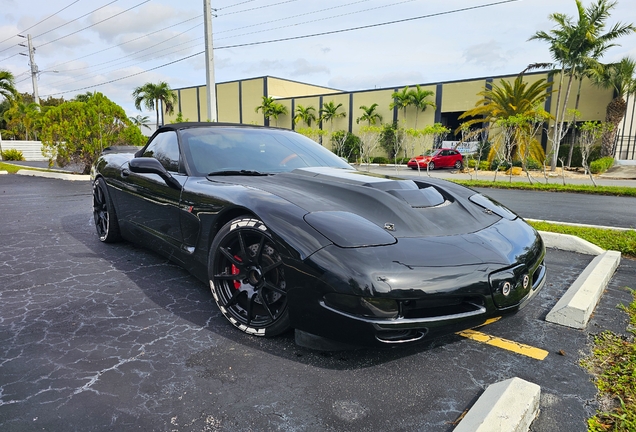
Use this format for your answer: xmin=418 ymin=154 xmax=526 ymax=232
xmin=454 ymin=160 xmax=462 ymax=169
xmin=92 ymin=178 xmax=122 ymax=243
xmin=428 ymin=161 xmax=435 ymax=170
xmin=209 ymin=217 xmax=290 ymax=337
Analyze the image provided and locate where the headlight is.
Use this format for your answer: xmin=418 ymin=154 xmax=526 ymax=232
xmin=304 ymin=211 xmax=396 ymax=248
xmin=324 ymin=293 xmax=399 ymax=319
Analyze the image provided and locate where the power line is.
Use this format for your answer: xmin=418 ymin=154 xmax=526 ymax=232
xmin=47 ymin=14 xmax=203 ymax=70
xmin=217 ymin=0 xmax=257 ymax=11
xmin=216 ymin=0 xmax=418 ymax=40
xmin=0 ymin=0 xmax=81 ymax=48
xmin=215 ymin=0 xmax=372 ymax=35
xmin=217 ymin=0 xmax=299 ymax=17
xmin=216 ymin=0 xmax=521 ymax=49
xmin=38 ymin=0 xmax=149 ymax=48
xmin=32 ymin=0 xmax=119 ymax=41
xmin=39 ymin=0 xmax=520 ymax=97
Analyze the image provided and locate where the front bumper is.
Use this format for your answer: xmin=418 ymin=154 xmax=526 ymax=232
xmin=285 ymin=219 xmax=546 ymax=347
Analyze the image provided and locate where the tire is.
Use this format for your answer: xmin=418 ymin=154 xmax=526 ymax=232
xmin=454 ymin=160 xmax=462 ymax=169
xmin=92 ymin=178 xmax=122 ymax=243
xmin=208 ymin=217 xmax=290 ymax=337
xmin=428 ymin=161 xmax=435 ymax=170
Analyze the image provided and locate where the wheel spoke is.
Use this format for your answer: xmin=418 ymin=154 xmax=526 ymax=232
xmin=223 ymin=288 xmax=243 ymax=308
xmin=237 ymin=231 xmax=248 ymax=261
xmin=219 ymin=246 xmax=244 ymax=268
xmin=258 ymin=289 xmax=275 ymax=321
xmin=263 ymin=281 xmax=286 ymax=296
xmin=261 ymin=260 xmax=282 ymax=274
xmin=253 ymin=235 xmax=265 ymax=263
xmin=245 ymin=292 xmax=257 ymax=326
xmin=214 ymin=272 xmax=242 ymax=281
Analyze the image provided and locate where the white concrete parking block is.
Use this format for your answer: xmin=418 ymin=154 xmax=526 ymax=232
xmin=546 ymin=250 xmax=622 ymax=329
xmin=454 ymin=377 xmax=541 ymax=432
xmin=538 ymin=230 xmax=604 ymax=255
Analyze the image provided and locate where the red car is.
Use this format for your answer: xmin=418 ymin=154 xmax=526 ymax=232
xmin=407 ymin=148 xmax=463 ymax=170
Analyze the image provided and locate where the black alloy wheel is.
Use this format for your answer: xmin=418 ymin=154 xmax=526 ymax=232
xmin=428 ymin=161 xmax=435 ymax=170
xmin=92 ymin=178 xmax=122 ymax=243
xmin=454 ymin=160 xmax=462 ymax=169
xmin=209 ymin=217 xmax=290 ymax=337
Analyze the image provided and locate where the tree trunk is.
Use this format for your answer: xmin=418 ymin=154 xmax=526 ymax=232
xmin=601 ymin=97 xmax=627 ymax=157
xmin=566 ymin=78 xmax=583 ymax=167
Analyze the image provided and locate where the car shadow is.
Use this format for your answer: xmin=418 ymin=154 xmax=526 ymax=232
xmin=62 ymin=215 xmax=466 ymax=370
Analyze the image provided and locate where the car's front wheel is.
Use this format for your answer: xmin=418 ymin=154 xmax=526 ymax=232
xmin=428 ymin=161 xmax=435 ymax=170
xmin=92 ymin=178 xmax=122 ymax=243
xmin=208 ymin=217 xmax=290 ymax=337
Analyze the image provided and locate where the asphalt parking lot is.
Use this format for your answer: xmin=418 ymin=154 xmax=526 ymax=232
xmin=1 ymin=175 xmax=634 ymax=431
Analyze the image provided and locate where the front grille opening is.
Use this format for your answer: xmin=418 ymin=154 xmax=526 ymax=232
xmin=401 ymin=296 xmax=484 ymax=319
xmin=532 ymin=261 xmax=545 ymax=288
xmin=376 ymin=329 xmax=426 ymax=344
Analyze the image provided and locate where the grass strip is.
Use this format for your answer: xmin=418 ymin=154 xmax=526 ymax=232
xmin=452 ymin=179 xmax=636 ymax=198
xmin=0 ymin=162 xmax=47 ymax=174
xmin=528 ymin=221 xmax=636 ymax=258
xmin=581 ymin=290 xmax=636 ymax=431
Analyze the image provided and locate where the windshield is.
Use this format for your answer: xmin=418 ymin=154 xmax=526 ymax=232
xmin=179 ymin=127 xmax=353 ymax=176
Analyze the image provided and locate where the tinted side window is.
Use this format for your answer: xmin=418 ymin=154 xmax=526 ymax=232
xmin=142 ymin=131 xmax=180 ymax=172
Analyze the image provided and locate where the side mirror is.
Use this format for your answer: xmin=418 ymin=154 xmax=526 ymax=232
xmin=129 ymin=157 xmax=182 ymax=190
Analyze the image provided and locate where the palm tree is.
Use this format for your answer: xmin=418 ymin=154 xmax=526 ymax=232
xmin=459 ymin=75 xmax=553 ymax=163
xmin=319 ymin=101 xmax=346 ymax=133
xmin=356 ymin=103 xmax=382 ymax=126
xmin=132 ymin=82 xmax=178 ymax=129
xmin=74 ymin=91 xmax=95 ymax=102
xmin=0 ymin=70 xmax=17 ymax=102
xmin=256 ymin=96 xmax=287 ymax=126
xmin=268 ymin=103 xmax=288 ymax=127
xmin=529 ymin=0 xmax=635 ymax=169
xmin=390 ymin=86 xmax=411 ymax=122
xmin=408 ymin=85 xmax=436 ymax=129
xmin=129 ymin=114 xmax=152 ymax=131
xmin=588 ymin=57 xmax=636 ymax=156
xmin=294 ymin=105 xmax=317 ymax=127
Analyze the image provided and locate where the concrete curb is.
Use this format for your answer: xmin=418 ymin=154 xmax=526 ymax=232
xmin=16 ymin=169 xmax=90 ymax=181
xmin=454 ymin=377 xmax=541 ymax=432
xmin=0 ymin=170 xmax=7 ymax=175
xmin=538 ymin=231 xmax=604 ymax=255
xmin=528 ymin=218 xmax=634 ymax=232
xmin=546 ymin=250 xmax=622 ymax=329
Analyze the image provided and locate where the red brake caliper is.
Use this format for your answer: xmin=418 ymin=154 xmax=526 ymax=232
xmin=232 ymin=255 xmax=242 ymax=289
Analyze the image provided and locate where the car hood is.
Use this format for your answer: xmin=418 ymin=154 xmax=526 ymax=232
xmin=208 ymin=167 xmax=506 ymax=239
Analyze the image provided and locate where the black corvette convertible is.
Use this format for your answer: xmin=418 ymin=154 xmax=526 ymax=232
xmin=91 ymin=122 xmax=546 ymax=347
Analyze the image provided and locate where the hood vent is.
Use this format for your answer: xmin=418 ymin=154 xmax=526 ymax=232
xmin=386 ymin=187 xmax=445 ymax=208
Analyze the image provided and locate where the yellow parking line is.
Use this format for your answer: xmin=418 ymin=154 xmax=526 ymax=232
xmin=456 ymin=329 xmax=549 ymax=360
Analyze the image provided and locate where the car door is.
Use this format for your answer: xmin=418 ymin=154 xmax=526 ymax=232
xmin=437 ymin=150 xmax=451 ymax=167
xmin=116 ymin=130 xmax=186 ymax=252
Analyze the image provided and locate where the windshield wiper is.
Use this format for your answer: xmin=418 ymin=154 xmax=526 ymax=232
xmin=207 ymin=170 xmax=271 ymax=176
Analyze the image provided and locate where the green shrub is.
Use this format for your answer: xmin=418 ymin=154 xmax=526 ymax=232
xmin=372 ymin=156 xmax=390 ymax=164
xmin=1 ymin=149 xmax=25 ymax=161
xmin=467 ymin=159 xmax=491 ymax=170
xmin=395 ymin=157 xmax=410 ymax=164
xmin=589 ymin=156 xmax=614 ymax=174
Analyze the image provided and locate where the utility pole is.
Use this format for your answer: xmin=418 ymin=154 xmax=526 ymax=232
xmin=18 ymin=34 xmax=39 ymax=105
xmin=203 ymin=0 xmax=217 ymax=122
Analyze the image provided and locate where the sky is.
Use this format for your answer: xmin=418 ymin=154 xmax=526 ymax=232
xmin=1 ymin=0 xmax=635 ymax=121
